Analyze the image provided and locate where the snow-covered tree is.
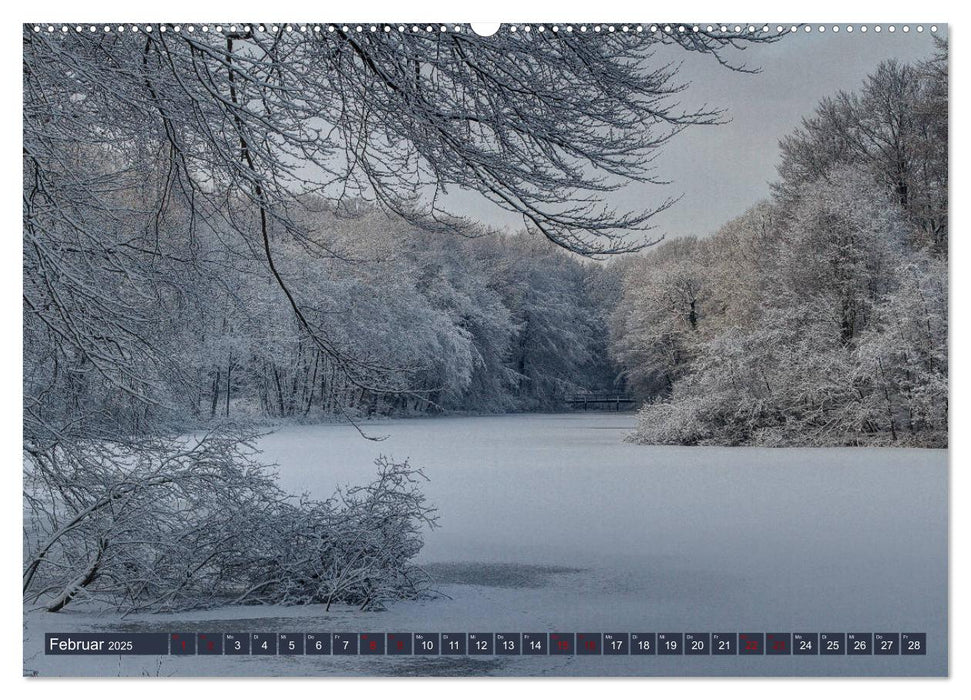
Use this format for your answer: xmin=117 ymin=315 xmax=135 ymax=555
xmin=610 ymin=238 xmax=708 ymax=397
xmin=775 ymin=42 xmax=948 ymax=256
xmin=625 ymin=167 xmax=945 ymax=447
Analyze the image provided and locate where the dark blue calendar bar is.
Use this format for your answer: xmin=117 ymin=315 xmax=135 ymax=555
xmin=44 ymin=632 xmax=927 ymax=656
xmin=45 ymin=633 xmax=169 ymax=655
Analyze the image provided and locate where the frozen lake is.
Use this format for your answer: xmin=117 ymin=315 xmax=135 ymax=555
xmin=27 ymin=413 xmax=947 ymax=676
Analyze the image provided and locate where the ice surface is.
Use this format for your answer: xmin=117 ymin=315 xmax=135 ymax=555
xmin=25 ymin=413 xmax=947 ymax=676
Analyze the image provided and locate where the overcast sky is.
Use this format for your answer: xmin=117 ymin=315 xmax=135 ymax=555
xmin=447 ymin=27 xmax=945 ymax=242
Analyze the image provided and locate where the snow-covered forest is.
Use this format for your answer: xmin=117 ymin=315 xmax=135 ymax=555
xmin=23 ymin=25 xmax=778 ymax=616
xmin=614 ymin=46 xmax=948 ymax=447
xmin=22 ymin=21 xmax=947 ymax=636
xmin=96 ymin=211 xmax=621 ymax=421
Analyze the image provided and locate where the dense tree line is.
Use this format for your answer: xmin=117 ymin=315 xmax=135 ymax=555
xmin=612 ymin=44 xmax=947 ymax=447
xmin=175 ymin=209 xmax=621 ymax=422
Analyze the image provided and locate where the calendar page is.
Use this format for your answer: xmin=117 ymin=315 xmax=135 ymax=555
xmin=22 ymin=21 xmax=948 ymax=678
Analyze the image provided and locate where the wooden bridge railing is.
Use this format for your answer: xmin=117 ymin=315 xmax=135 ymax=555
xmin=564 ymin=394 xmax=638 ymax=411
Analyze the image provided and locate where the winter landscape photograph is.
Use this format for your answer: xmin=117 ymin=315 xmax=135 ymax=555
xmin=22 ymin=22 xmax=947 ymax=677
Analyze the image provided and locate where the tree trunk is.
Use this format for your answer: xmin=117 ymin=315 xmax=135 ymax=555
xmin=305 ymin=353 xmax=320 ymax=415
xmin=210 ymin=367 xmax=221 ymax=418
xmin=225 ymin=361 xmax=232 ymax=417
xmin=273 ymin=365 xmax=286 ymax=417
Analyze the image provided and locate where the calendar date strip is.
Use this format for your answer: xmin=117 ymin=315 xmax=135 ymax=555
xmin=45 ymin=632 xmax=927 ymax=656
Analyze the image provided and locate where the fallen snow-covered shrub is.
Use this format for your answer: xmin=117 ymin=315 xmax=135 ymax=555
xmin=23 ymin=433 xmax=437 ymax=614
xmin=223 ymin=455 xmax=439 ymax=611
